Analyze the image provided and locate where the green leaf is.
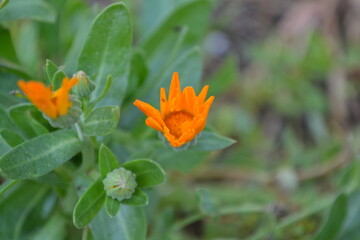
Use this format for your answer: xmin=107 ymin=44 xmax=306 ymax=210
xmin=45 ymin=59 xmax=59 ymax=83
xmin=0 ymin=129 xmax=24 ymax=147
xmin=0 ymin=0 xmax=56 ymax=22
xmin=0 ymin=129 xmax=82 ymax=179
xmin=207 ymin=55 xmax=239 ymax=96
xmin=77 ymin=3 xmax=132 ymax=106
xmin=143 ymin=46 xmax=203 ymax=106
xmin=73 ymin=178 xmax=105 ymax=229
xmin=0 ymin=181 xmax=48 ymax=239
xmin=338 ymin=189 xmax=360 ymax=239
xmin=52 ymin=67 xmax=67 ymax=90
xmin=190 ymin=131 xmax=236 ymax=151
xmin=32 ymin=212 xmax=67 ymax=240
xmin=140 ymin=0 xmax=211 ymax=55
xmin=99 ymin=144 xmax=119 ymax=179
xmin=122 ymin=159 xmax=166 ymax=188
xmin=8 ymin=104 xmax=49 ymax=139
xmin=0 ymin=25 xmax=18 ymax=63
xmin=15 ymin=21 xmax=41 ymax=77
xmin=83 ymin=106 xmax=120 ymax=136
xmin=122 ymin=188 xmax=148 ymax=206
xmin=90 ymin=205 xmax=146 ymax=240
xmin=105 ymin=196 xmax=120 ymax=217
xmin=0 ymin=0 xmax=9 ymax=9
xmin=315 ymin=194 xmax=348 ymax=240
xmin=85 ymin=75 xmax=113 ymax=116
xmin=0 ymin=107 xmax=18 ymax=133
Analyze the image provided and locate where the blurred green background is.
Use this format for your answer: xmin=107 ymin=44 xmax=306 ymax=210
xmin=2 ymin=0 xmax=360 ymax=239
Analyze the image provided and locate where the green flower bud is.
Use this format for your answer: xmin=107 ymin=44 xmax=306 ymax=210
xmin=103 ymin=168 xmax=137 ymax=201
xmin=72 ymin=71 xmax=95 ymax=98
xmin=44 ymin=95 xmax=82 ymax=128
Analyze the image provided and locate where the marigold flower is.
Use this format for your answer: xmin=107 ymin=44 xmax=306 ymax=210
xmin=134 ymin=72 xmax=214 ymax=148
xmin=18 ymin=78 xmax=79 ymax=119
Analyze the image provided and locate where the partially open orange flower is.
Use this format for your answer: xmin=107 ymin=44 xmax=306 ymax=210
xmin=18 ymin=78 xmax=79 ymax=119
xmin=134 ymin=72 xmax=214 ymax=148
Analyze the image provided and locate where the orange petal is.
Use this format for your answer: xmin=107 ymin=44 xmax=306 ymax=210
xmin=168 ymin=72 xmax=181 ymax=100
xmin=53 ymin=78 xmax=79 ymax=116
xmin=160 ymin=87 xmax=168 ymax=116
xmin=179 ymin=129 xmax=196 ymax=143
xmin=18 ymin=80 xmax=58 ymax=118
xmin=183 ymin=86 xmax=197 ymax=114
xmin=145 ymin=117 xmax=164 ymax=132
xmin=134 ymin=99 xmax=164 ymax=125
xmin=164 ymin=132 xmax=178 ymax=147
xmin=197 ymin=85 xmax=209 ymax=104
xmin=193 ymin=117 xmax=206 ymax=135
xmin=200 ymin=96 xmax=214 ymax=117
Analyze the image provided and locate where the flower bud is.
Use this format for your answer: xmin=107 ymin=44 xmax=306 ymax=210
xmin=44 ymin=95 xmax=82 ymax=128
xmin=103 ymin=168 xmax=137 ymax=201
xmin=72 ymin=71 xmax=95 ymax=98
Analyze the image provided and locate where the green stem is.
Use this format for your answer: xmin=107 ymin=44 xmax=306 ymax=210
xmin=75 ymin=123 xmax=83 ymax=141
xmin=79 ymin=137 xmax=95 ymax=172
xmin=82 ymin=227 xmax=89 ymax=240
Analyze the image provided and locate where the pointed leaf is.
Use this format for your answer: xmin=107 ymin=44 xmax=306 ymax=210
xmin=0 ymin=129 xmax=82 ymax=179
xmin=99 ymin=144 xmax=119 ymax=179
xmin=45 ymin=59 xmax=59 ymax=83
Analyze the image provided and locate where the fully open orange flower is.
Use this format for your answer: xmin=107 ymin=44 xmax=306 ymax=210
xmin=18 ymin=78 xmax=79 ymax=119
xmin=134 ymin=72 xmax=214 ymax=148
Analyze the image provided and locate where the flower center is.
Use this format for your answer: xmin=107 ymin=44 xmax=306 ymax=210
xmin=164 ymin=111 xmax=194 ymax=138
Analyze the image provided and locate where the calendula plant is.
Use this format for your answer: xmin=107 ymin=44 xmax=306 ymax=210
xmin=0 ymin=0 xmax=234 ymax=239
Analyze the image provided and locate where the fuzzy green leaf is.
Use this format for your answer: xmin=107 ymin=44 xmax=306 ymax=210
xmin=77 ymin=3 xmax=132 ymax=106
xmin=123 ymin=159 xmax=166 ymax=188
xmin=140 ymin=0 xmax=211 ymax=55
xmin=99 ymin=144 xmax=119 ymax=179
xmin=0 ymin=0 xmax=56 ymax=22
xmin=52 ymin=67 xmax=67 ymax=90
xmin=0 ymin=129 xmax=82 ymax=179
xmin=83 ymin=106 xmax=120 ymax=136
xmin=73 ymin=178 xmax=105 ymax=228
xmin=90 ymin=205 xmax=146 ymax=240
xmin=45 ymin=59 xmax=59 ymax=83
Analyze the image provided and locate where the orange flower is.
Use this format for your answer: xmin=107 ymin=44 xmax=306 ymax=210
xmin=18 ymin=78 xmax=79 ymax=119
xmin=134 ymin=72 xmax=214 ymax=148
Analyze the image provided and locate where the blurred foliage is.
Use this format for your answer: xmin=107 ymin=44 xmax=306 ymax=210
xmin=1 ymin=0 xmax=360 ymax=239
